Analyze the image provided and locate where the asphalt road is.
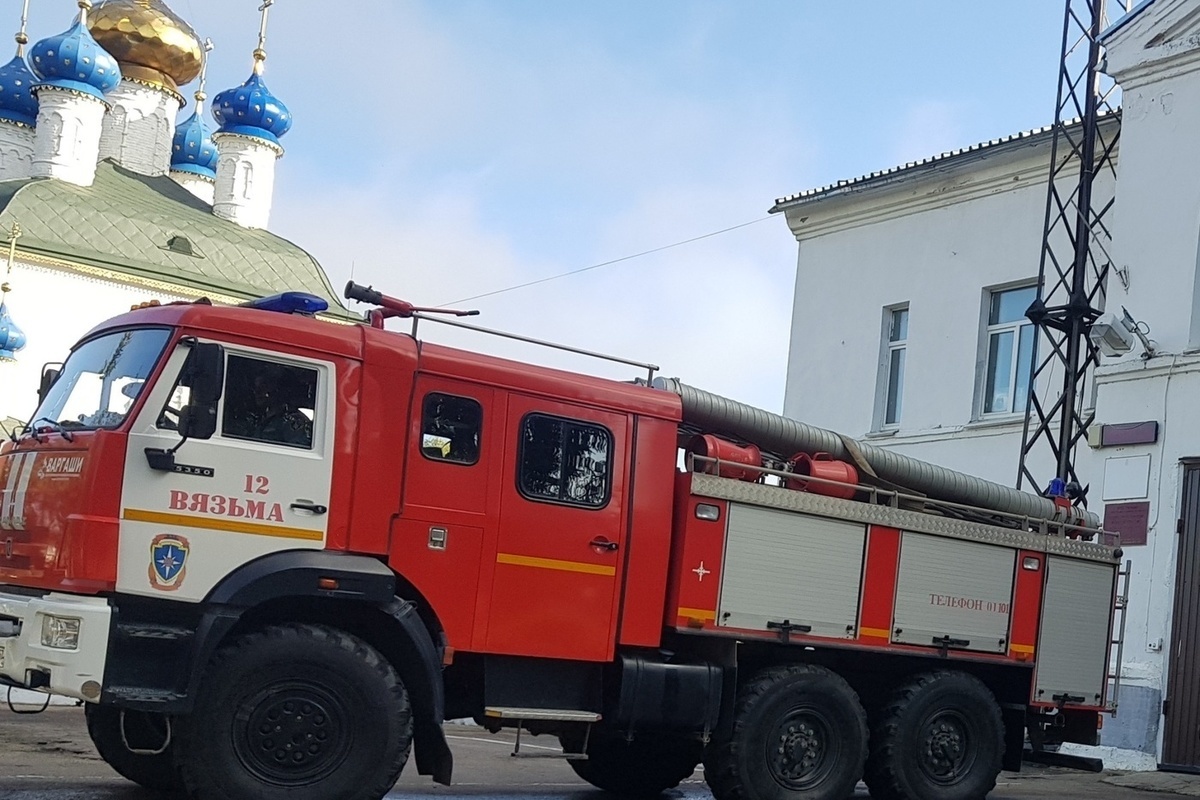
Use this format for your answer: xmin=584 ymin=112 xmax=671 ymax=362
xmin=0 ymin=705 xmax=1153 ymax=799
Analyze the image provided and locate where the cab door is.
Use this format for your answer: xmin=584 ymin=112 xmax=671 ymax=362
xmin=118 ymin=342 xmax=335 ymax=602
xmin=485 ymin=395 xmax=629 ymax=661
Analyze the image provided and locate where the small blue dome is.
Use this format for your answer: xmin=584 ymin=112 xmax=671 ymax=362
xmin=29 ymin=19 xmax=121 ymax=102
xmin=171 ymin=108 xmax=217 ymax=178
xmin=0 ymin=301 xmax=25 ymax=361
xmin=0 ymin=54 xmax=38 ymax=127
xmin=212 ymin=71 xmax=291 ymax=145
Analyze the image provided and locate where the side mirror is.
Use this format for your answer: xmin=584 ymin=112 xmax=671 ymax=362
xmin=177 ymin=402 xmax=218 ymax=441
xmin=187 ymin=342 xmax=225 ymax=405
xmin=37 ymin=365 xmax=61 ymax=405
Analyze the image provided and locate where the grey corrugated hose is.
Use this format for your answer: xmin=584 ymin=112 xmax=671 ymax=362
xmin=653 ymin=377 xmax=1100 ymax=530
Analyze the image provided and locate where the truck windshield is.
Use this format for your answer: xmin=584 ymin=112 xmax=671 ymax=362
xmin=30 ymin=328 xmax=172 ymax=432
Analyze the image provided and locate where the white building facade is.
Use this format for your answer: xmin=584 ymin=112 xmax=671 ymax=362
xmin=775 ymin=0 xmax=1200 ymax=771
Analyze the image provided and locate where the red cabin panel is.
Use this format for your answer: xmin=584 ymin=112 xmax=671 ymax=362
xmin=667 ymin=474 xmax=726 ymax=630
xmin=616 ymin=417 xmax=680 ymax=647
xmin=1009 ymin=549 xmax=1044 ymax=663
xmin=858 ymin=525 xmax=901 ymax=644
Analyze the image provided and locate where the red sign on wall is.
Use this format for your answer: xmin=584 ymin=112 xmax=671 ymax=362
xmin=1103 ymin=501 xmax=1150 ymax=546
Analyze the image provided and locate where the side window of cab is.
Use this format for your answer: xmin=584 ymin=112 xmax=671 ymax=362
xmin=220 ymin=356 xmax=318 ymax=449
xmin=421 ymin=393 xmax=482 ymax=465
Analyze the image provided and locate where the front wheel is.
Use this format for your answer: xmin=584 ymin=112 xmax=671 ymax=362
xmin=178 ymin=623 xmax=413 ymax=800
xmin=562 ymin=730 xmax=702 ymax=797
xmin=85 ymin=704 xmax=182 ymax=792
xmin=704 ymin=663 xmax=868 ymax=800
xmin=864 ymin=671 xmax=1004 ymax=800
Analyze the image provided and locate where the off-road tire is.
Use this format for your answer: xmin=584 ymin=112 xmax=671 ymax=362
xmin=704 ymin=663 xmax=868 ymax=800
xmin=563 ymin=730 xmax=702 ymax=797
xmin=177 ymin=623 xmax=413 ymax=800
xmin=84 ymin=703 xmax=182 ymax=793
xmin=863 ymin=671 xmax=1004 ymax=800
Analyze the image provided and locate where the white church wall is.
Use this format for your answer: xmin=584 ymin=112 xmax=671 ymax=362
xmin=212 ymin=132 xmax=280 ymax=230
xmin=171 ymin=170 xmax=215 ymax=205
xmin=0 ymin=123 xmax=34 ymax=179
xmin=0 ymin=259 xmax=187 ymax=427
xmin=30 ymin=89 xmax=106 ymax=187
xmin=98 ymin=80 xmax=181 ymax=177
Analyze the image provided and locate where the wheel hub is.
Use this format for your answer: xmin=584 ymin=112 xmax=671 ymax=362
xmin=768 ymin=709 xmax=835 ymax=789
xmin=235 ymin=683 xmax=351 ymax=785
xmin=920 ymin=712 xmax=973 ymax=784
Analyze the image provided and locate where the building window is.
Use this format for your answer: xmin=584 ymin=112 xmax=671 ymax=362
xmin=518 ymin=413 xmax=612 ymax=508
xmin=982 ymin=285 xmax=1037 ymax=416
xmin=420 ymin=393 xmax=482 ymax=465
xmin=881 ymin=306 xmax=908 ymax=427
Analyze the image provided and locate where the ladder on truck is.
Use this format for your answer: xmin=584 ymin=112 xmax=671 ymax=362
xmin=1108 ymin=559 xmax=1132 ymax=715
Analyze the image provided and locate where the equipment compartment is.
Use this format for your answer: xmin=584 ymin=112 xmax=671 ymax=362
xmin=717 ymin=503 xmax=865 ymax=638
xmin=892 ymin=532 xmax=1015 ymax=654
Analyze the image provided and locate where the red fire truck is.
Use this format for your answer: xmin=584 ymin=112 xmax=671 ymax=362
xmin=0 ymin=284 xmax=1124 ymax=800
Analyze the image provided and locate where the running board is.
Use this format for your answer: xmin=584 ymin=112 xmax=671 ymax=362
xmin=483 ymin=707 xmax=600 ymax=759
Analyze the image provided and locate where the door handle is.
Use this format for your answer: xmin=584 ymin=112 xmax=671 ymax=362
xmin=290 ymin=502 xmax=328 ymax=515
xmin=589 ymin=537 xmax=618 ymax=552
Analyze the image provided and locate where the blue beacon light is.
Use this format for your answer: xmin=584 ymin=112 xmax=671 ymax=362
xmin=243 ymin=292 xmax=329 ymax=315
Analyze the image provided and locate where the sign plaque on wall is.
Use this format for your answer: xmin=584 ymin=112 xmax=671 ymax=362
xmin=1103 ymin=501 xmax=1151 ymax=546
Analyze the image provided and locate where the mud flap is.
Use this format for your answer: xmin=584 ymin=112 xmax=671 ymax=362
xmin=386 ymin=599 xmax=453 ymax=785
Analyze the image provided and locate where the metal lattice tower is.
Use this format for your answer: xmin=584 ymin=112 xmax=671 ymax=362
xmin=1017 ymin=0 xmax=1131 ymax=497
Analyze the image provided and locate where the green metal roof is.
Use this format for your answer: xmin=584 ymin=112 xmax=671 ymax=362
xmin=0 ymin=160 xmax=351 ymax=315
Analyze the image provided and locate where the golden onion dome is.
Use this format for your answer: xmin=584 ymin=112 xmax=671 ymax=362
xmin=87 ymin=0 xmax=202 ymax=95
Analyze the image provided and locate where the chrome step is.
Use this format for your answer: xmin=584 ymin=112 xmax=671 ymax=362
xmin=484 ymin=706 xmax=601 ymax=723
xmin=482 ymin=707 xmax=600 ymax=759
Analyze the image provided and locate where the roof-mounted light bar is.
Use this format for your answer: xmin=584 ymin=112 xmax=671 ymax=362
xmin=243 ymin=292 xmax=328 ymax=315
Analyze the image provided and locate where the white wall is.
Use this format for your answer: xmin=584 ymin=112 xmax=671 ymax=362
xmin=0 ymin=259 xmax=188 ymax=427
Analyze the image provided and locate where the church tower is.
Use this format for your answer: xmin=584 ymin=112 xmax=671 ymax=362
xmin=170 ymin=38 xmax=216 ymax=204
xmin=89 ymin=0 xmax=203 ymax=176
xmin=211 ymin=0 xmax=291 ymax=230
xmin=0 ymin=0 xmax=39 ymax=180
xmin=28 ymin=0 xmax=121 ymax=187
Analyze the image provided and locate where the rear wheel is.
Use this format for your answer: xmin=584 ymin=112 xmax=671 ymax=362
xmin=704 ymin=663 xmax=868 ymax=800
xmin=85 ymin=703 xmax=182 ymax=792
xmin=864 ymin=671 xmax=1004 ymax=800
xmin=178 ymin=623 xmax=413 ymax=800
xmin=562 ymin=730 xmax=702 ymax=797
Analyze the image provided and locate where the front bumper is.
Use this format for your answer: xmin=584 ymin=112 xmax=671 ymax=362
xmin=0 ymin=591 xmax=111 ymax=702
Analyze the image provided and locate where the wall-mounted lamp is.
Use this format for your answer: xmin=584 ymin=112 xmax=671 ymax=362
xmin=1088 ymin=306 xmax=1157 ymax=359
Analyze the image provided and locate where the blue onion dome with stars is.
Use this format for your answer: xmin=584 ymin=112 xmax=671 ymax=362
xmin=29 ymin=6 xmax=121 ymax=102
xmin=212 ymin=70 xmax=291 ymax=146
xmin=172 ymin=99 xmax=217 ymax=178
xmin=0 ymin=52 xmax=37 ymax=127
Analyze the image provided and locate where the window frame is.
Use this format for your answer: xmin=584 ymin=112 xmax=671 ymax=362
xmin=217 ymin=352 xmax=321 ymax=451
xmin=516 ymin=412 xmax=614 ymax=510
xmin=879 ymin=305 xmax=909 ymax=429
xmin=419 ymin=392 xmax=483 ymax=466
xmin=978 ymin=283 xmax=1038 ymax=419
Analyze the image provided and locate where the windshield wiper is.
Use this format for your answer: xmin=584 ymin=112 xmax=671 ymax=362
xmin=32 ymin=417 xmax=74 ymax=442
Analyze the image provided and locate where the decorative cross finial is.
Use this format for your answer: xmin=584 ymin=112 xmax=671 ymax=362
xmin=1 ymin=222 xmax=20 ymax=294
xmin=14 ymin=0 xmax=30 ymax=57
xmin=77 ymin=0 xmax=91 ymax=26
xmin=194 ymin=37 xmax=214 ymax=111
xmin=253 ymin=0 xmax=274 ymax=75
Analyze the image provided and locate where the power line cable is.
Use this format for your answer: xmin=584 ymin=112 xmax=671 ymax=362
xmin=442 ymin=215 xmax=774 ymax=306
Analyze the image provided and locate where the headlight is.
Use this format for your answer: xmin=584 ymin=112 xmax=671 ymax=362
xmin=41 ymin=615 xmax=81 ymax=650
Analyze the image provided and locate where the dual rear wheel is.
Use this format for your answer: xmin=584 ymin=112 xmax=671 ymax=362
xmin=701 ymin=665 xmax=1003 ymax=800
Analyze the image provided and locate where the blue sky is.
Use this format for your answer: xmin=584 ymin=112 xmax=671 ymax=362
xmin=28 ymin=1 xmax=1076 ymax=410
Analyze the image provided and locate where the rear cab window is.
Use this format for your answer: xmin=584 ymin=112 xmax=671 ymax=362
xmin=518 ymin=413 xmax=612 ymax=508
